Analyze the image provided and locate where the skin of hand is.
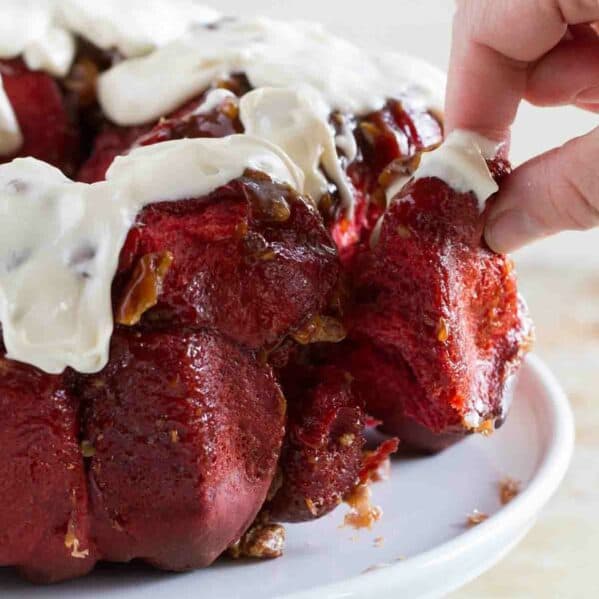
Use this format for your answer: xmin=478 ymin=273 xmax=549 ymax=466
xmin=446 ymin=0 xmax=599 ymax=253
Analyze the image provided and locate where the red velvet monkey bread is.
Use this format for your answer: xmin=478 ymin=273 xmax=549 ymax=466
xmin=0 ymin=1 xmax=531 ymax=583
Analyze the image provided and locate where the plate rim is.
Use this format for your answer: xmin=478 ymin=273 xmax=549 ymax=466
xmin=278 ymin=354 xmax=576 ymax=599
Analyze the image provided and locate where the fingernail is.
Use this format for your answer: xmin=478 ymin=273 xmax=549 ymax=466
xmin=485 ymin=209 xmax=544 ymax=254
xmin=576 ymin=85 xmax=599 ymax=103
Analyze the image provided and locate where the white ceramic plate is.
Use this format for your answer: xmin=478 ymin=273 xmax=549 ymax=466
xmin=1 ymin=354 xmax=574 ymax=599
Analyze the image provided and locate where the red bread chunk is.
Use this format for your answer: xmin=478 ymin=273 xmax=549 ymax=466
xmin=0 ymin=353 xmax=96 ymax=582
xmin=326 ymin=99 xmax=443 ymax=266
xmin=267 ymin=365 xmax=366 ymax=522
xmin=77 ymin=329 xmax=285 ymax=571
xmin=76 ymin=124 xmax=149 ymax=183
xmin=350 ymin=99 xmax=443 ymax=195
xmin=347 ymin=169 xmax=532 ymax=443
xmin=77 ymin=84 xmax=244 ymax=182
xmin=336 ymin=340 xmax=471 ymax=453
xmin=114 ymin=173 xmax=339 ymax=350
xmin=0 ymin=59 xmax=79 ymax=175
xmin=134 ymin=90 xmax=242 ymax=148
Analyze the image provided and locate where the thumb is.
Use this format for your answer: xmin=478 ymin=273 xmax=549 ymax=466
xmin=485 ymin=126 xmax=599 ymax=253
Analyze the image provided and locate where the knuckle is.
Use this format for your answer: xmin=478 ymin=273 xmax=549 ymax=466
xmin=560 ymin=130 xmax=599 ymax=229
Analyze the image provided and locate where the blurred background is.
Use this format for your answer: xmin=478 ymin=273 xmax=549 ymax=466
xmin=217 ymin=1 xmax=598 ymax=597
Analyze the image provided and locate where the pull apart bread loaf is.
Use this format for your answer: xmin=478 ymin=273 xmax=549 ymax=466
xmin=0 ymin=1 xmax=531 ymax=583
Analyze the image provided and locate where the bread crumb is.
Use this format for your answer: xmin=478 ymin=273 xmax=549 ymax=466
xmin=499 ymin=477 xmax=521 ymax=505
xmin=305 ymin=497 xmax=319 ymax=516
xmin=362 ymin=562 xmax=391 ymax=574
xmin=370 ymin=457 xmax=391 ymax=483
xmin=396 ymin=225 xmax=412 ymax=239
xmin=228 ymin=522 xmax=285 ymax=560
xmin=344 ymin=483 xmax=382 ymax=530
xmin=291 ymin=314 xmax=346 ymax=345
xmin=466 ymin=509 xmax=489 ymax=527
xmin=474 ymin=419 xmax=495 ymax=436
xmin=373 ymin=536 xmax=384 ymax=547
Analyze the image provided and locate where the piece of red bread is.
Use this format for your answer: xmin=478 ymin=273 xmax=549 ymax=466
xmin=114 ymin=172 xmax=339 ymax=350
xmin=267 ymin=365 xmax=366 ymax=522
xmin=77 ymin=83 xmax=244 ymax=183
xmin=0 ymin=59 xmax=79 ymax=175
xmin=345 ymin=162 xmax=532 ymax=445
xmin=327 ymin=99 xmax=443 ymax=267
xmin=0 ymin=350 xmax=96 ymax=582
xmin=77 ymin=329 xmax=285 ymax=571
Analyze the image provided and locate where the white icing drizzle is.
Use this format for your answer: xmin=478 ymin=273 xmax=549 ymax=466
xmin=0 ymin=76 xmax=22 ymax=156
xmin=0 ymin=0 xmax=220 ymax=154
xmin=98 ymin=18 xmax=444 ymax=215
xmin=373 ymin=131 xmax=501 ymax=248
xmin=59 ymin=0 xmax=220 ymax=59
xmin=0 ymin=136 xmax=302 ymax=374
xmin=99 ymin=18 xmax=445 ymax=126
xmin=0 ymin=1 xmax=219 ymax=76
xmin=369 ymin=216 xmax=385 ymax=250
xmin=335 ymin=115 xmax=358 ymax=163
xmin=240 ymin=87 xmax=354 ymax=212
xmin=20 ymin=24 xmax=74 ymax=77
xmin=0 ymin=10 xmax=445 ymax=212
xmin=413 ymin=130 xmax=501 ymax=211
xmin=0 ymin=1 xmax=70 ymax=76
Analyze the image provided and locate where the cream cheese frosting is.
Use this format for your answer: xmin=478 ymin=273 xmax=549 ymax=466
xmin=413 ymin=130 xmax=501 ymax=211
xmin=60 ymin=0 xmax=220 ymax=59
xmin=370 ymin=130 xmax=501 ymax=250
xmin=0 ymin=0 xmax=220 ymax=76
xmin=0 ymin=0 xmax=220 ymax=155
xmin=0 ymin=11 xmax=446 ymax=216
xmin=239 ymin=87 xmax=354 ymax=213
xmin=0 ymin=135 xmax=302 ymax=374
xmin=0 ymin=0 xmax=74 ymax=77
xmin=98 ymin=17 xmax=445 ymax=215
xmin=0 ymin=10 xmax=453 ymax=374
xmin=98 ymin=18 xmax=445 ymax=126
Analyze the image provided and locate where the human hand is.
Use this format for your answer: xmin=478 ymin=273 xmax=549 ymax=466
xmin=446 ymin=0 xmax=599 ymax=253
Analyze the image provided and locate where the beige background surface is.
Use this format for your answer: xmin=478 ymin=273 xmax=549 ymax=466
xmin=456 ymin=262 xmax=599 ymax=598
xmin=221 ymin=1 xmax=598 ymax=596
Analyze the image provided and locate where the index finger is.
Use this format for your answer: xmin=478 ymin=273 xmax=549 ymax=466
xmin=445 ymin=0 xmax=599 ymax=140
